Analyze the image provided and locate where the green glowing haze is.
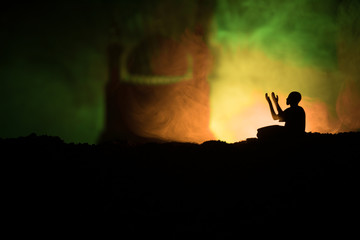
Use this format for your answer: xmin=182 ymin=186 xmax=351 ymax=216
xmin=0 ymin=0 xmax=359 ymax=143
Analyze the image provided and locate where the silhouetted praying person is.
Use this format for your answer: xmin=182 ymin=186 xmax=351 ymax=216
xmin=257 ymin=91 xmax=306 ymax=140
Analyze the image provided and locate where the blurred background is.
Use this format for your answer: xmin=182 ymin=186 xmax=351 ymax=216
xmin=0 ymin=0 xmax=359 ymax=144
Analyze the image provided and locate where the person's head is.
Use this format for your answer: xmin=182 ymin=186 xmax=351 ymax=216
xmin=286 ymin=91 xmax=302 ymax=106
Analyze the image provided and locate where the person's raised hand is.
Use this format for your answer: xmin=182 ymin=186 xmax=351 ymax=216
xmin=265 ymin=93 xmax=271 ymax=103
xmin=271 ymin=92 xmax=279 ymax=103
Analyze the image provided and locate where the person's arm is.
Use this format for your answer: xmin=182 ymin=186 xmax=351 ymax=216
xmin=271 ymin=92 xmax=286 ymax=121
xmin=271 ymin=92 xmax=287 ymax=121
xmin=266 ymin=93 xmax=279 ymax=120
xmin=271 ymin=92 xmax=283 ymax=113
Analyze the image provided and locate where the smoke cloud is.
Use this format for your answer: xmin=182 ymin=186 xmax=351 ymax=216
xmin=0 ymin=0 xmax=359 ymax=143
xmin=209 ymin=0 xmax=360 ymax=141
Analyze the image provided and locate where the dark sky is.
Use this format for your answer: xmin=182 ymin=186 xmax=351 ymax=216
xmin=0 ymin=2 xmax=114 ymax=143
xmin=0 ymin=0 xmax=214 ymax=143
xmin=0 ymin=0 xmax=359 ymax=143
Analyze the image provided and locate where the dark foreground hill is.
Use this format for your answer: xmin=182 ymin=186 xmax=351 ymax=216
xmin=1 ymin=132 xmax=360 ymax=234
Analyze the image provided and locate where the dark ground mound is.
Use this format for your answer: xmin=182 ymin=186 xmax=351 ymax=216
xmin=2 ymin=132 xmax=359 ymax=234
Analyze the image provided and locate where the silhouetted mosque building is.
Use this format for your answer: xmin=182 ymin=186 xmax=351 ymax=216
xmin=99 ymin=33 xmax=214 ymax=143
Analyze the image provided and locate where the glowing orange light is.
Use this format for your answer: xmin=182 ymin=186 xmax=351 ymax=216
xmin=209 ymin=48 xmax=343 ymax=142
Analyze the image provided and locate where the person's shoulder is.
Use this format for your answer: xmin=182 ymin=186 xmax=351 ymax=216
xmin=287 ymin=106 xmax=304 ymax=114
xmin=296 ymin=106 xmax=305 ymax=115
xmin=297 ymin=106 xmax=305 ymax=112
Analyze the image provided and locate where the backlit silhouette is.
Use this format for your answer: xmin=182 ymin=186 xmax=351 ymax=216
xmin=257 ymin=91 xmax=306 ymax=140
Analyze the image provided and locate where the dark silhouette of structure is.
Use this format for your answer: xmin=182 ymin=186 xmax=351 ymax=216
xmin=98 ymin=2 xmax=218 ymax=144
xmin=99 ymin=35 xmax=214 ymax=144
xmin=257 ymin=91 xmax=306 ymax=140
